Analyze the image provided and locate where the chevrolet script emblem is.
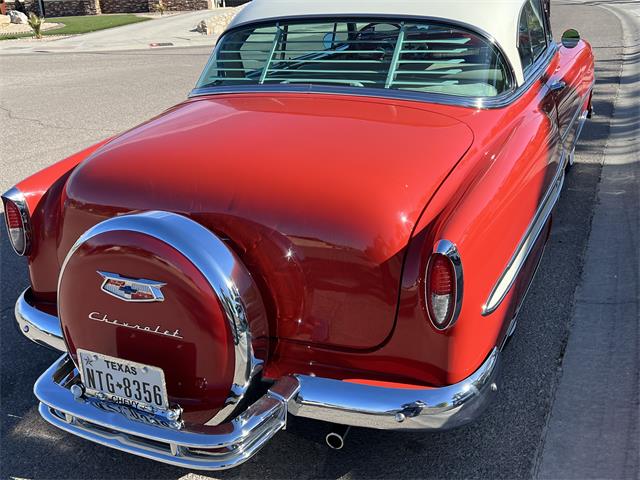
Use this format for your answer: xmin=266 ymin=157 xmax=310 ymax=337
xmin=97 ymin=271 xmax=166 ymax=303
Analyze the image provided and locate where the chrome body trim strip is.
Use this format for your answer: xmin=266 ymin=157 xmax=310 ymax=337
xmin=499 ymin=238 xmax=548 ymax=351
xmin=36 ymin=355 xmax=300 ymax=471
xmin=15 ymin=288 xmax=66 ymax=352
xmin=427 ymin=240 xmax=464 ymax=330
xmin=57 ymin=211 xmax=261 ymax=425
xmin=568 ymin=109 xmax=589 ymax=167
xmin=1 ymin=186 xmax=32 ymax=256
xmin=288 ymin=347 xmax=500 ymax=431
xmin=482 ymin=156 xmax=565 ymax=316
xmin=482 ymin=84 xmax=593 ymax=316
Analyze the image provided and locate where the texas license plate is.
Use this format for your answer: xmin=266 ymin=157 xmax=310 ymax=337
xmin=77 ymin=349 xmax=168 ymax=411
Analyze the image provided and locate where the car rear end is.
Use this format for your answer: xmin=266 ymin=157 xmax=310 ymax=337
xmin=3 ymin=11 xmax=513 ymax=470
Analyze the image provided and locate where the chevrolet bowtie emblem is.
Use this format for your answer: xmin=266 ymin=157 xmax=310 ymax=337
xmin=97 ymin=271 xmax=166 ymax=303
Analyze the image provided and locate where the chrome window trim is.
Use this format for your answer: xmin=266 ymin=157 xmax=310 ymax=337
xmin=191 ymin=14 xmax=527 ymax=110
xmin=1 ymin=186 xmax=32 ymax=256
xmin=190 ymin=43 xmax=556 ymax=111
xmin=57 ymin=211 xmax=261 ymax=425
xmin=426 ymin=240 xmax=464 ymax=330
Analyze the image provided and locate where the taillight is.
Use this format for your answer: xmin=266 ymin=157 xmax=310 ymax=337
xmin=2 ymin=187 xmax=31 ymax=256
xmin=425 ymin=240 xmax=463 ymax=330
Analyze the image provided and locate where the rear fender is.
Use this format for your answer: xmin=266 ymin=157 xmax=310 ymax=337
xmin=10 ymin=140 xmax=112 ymax=296
xmin=398 ymin=87 xmax=559 ymax=383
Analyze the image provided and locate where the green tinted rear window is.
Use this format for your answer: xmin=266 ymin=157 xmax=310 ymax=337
xmin=196 ymin=19 xmax=511 ymax=98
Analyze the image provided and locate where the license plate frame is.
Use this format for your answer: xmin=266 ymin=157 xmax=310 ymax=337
xmin=77 ymin=349 xmax=169 ymax=412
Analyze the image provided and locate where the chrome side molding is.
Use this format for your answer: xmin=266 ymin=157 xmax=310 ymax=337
xmin=15 ymin=289 xmax=66 ymax=352
xmin=482 ymin=90 xmax=593 ymax=316
xmin=482 ymin=164 xmax=564 ymax=315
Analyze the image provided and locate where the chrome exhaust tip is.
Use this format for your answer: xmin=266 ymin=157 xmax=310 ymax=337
xmin=325 ymin=425 xmax=351 ymax=450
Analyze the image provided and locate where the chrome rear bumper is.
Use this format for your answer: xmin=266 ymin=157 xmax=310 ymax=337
xmin=289 ymin=349 xmax=499 ymax=430
xmin=15 ymin=289 xmax=66 ymax=352
xmin=37 ymin=355 xmax=300 ymax=470
xmin=17 ymin=288 xmax=501 ymax=469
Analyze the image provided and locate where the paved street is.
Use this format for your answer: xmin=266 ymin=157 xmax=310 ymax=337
xmin=1 ymin=1 xmax=638 ymax=479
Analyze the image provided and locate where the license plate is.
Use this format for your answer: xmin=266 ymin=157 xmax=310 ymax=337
xmin=77 ymin=349 xmax=168 ymax=411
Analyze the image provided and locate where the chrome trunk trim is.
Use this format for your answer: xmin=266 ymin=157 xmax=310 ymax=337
xmin=36 ymin=355 xmax=300 ymax=471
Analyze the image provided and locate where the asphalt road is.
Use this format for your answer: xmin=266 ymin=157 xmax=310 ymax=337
xmin=0 ymin=1 xmax=638 ymax=479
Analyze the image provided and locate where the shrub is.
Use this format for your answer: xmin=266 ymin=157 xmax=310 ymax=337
xmin=27 ymin=12 xmax=45 ymax=39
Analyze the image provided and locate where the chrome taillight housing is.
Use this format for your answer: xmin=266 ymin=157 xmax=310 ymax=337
xmin=425 ymin=240 xmax=463 ymax=330
xmin=2 ymin=187 xmax=31 ymax=256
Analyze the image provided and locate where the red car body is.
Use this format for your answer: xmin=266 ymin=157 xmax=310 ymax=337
xmin=4 ymin=0 xmax=594 ymax=471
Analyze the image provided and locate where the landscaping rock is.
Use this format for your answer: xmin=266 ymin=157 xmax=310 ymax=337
xmin=0 ymin=21 xmax=63 ymax=36
xmin=9 ymin=10 xmax=29 ymax=24
xmin=0 ymin=15 xmax=11 ymax=26
xmin=196 ymin=5 xmax=244 ymax=36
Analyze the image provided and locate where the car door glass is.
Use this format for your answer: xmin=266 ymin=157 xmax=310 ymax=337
xmin=518 ymin=0 xmax=547 ymax=76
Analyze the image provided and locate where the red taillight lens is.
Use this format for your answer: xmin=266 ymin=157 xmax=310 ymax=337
xmin=6 ymin=201 xmax=23 ymax=229
xmin=426 ymin=253 xmax=456 ymax=329
xmin=3 ymin=194 xmax=30 ymax=256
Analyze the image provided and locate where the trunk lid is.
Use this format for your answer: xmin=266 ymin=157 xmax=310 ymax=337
xmin=61 ymin=93 xmax=473 ymax=350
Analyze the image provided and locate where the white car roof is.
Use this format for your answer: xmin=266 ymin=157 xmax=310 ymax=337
xmin=228 ymin=0 xmax=529 ymax=85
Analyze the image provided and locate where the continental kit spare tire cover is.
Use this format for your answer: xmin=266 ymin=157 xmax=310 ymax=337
xmin=58 ymin=211 xmax=268 ymax=426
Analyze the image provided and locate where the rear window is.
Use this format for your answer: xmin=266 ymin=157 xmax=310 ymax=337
xmin=195 ymin=19 xmax=512 ymax=98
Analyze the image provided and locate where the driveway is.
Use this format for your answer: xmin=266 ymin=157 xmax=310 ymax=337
xmin=0 ymin=9 xmax=231 ymax=54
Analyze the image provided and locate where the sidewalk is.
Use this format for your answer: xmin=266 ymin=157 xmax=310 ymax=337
xmin=0 ymin=9 xmax=231 ymax=54
xmin=536 ymin=1 xmax=640 ymax=478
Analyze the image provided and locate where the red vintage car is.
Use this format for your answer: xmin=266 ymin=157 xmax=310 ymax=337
xmin=3 ymin=0 xmax=593 ymax=470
